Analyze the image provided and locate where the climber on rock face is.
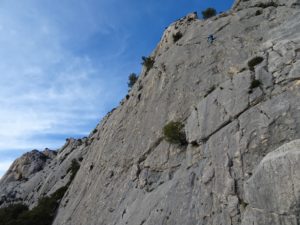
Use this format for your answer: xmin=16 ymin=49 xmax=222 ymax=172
xmin=207 ymin=34 xmax=216 ymax=44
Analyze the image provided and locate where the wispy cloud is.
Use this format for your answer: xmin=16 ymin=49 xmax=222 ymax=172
xmin=0 ymin=160 xmax=13 ymax=179
xmin=0 ymin=0 xmax=129 ymax=152
xmin=0 ymin=161 xmax=12 ymax=172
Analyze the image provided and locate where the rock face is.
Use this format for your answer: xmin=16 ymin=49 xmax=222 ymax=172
xmin=1 ymin=0 xmax=300 ymax=224
xmin=242 ymin=140 xmax=300 ymax=225
xmin=1 ymin=150 xmax=53 ymax=183
xmin=233 ymin=0 xmax=300 ymax=10
xmin=0 ymin=139 xmax=87 ymax=208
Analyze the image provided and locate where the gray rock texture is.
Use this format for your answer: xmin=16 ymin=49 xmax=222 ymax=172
xmin=242 ymin=140 xmax=300 ymax=225
xmin=0 ymin=138 xmax=88 ymax=208
xmin=1 ymin=0 xmax=300 ymax=224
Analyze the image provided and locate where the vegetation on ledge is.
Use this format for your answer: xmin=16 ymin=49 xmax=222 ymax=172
xmin=0 ymin=159 xmax=81 ymax=225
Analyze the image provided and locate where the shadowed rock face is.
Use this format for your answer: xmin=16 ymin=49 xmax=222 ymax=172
xmin=1 ymin=0 xmax=300 ymax=224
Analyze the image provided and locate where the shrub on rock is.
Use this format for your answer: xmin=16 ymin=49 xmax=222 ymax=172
xmin=173 ymin=32 xmax=183 ymax=43
xmin=141 ymin=56 xmax=155 ymax=72
xmin=202 ymin=8 xmax=217 ymax=19
xmin=128 ymin=73 xmax=138 ymax=88
xmin=163 ymin=121 xmax=187 ymax=145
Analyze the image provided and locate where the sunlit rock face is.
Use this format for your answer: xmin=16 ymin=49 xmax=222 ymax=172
xmin=1 ymin=0 xmax=300 ymax=224
xmin=2 ymin=150 xmax=50 ymax=183
xmin=242 ymin=140 xmax=300 ymax=225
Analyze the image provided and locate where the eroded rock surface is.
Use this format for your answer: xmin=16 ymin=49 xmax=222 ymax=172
xmin=1 ymin=0 xmax=300 ymax=224
xmin=242 ymin=140 xmax=300 ymax=225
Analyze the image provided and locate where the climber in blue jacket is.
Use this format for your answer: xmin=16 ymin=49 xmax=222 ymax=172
xmin=207 ymin=34 xmax=216 ymax=44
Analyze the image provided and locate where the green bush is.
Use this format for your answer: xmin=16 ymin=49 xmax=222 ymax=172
xmin=141 ymin=56 xmax=155 ymax=72
xmin=202 ymin=8 xmax=217 ymax=19
xmin=172 ymin=32 xmax=183 ymax=43
xmin=163 ymin=121 xmax=187 ymax=145
xmin=67 ymin=159 xmax=80 ymax=184
xmin=128 ymin=73 xmax=138 ymax=88
xmin=20 ymin=195 xmax=60 ymax=225
xmin=92 ymin=128 xmax=98 ymax=134
xmin=0 ymin=204 xmax=28 ymax=225
xmin=0 ymin=186 xmax=68 ymax=225
xmin=0 ymin=159 xmax=81 ymax=225
xmin=248 ymin=56 xmax=264 ymax=71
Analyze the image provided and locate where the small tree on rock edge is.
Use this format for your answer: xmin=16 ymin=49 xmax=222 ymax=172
xmin=202 ymin=7 xmax=217 ymax=19
xmin=128 ymin=73 xmax=138 ymax=89
xmin=141 ymin=56 xmax=155 ymax=72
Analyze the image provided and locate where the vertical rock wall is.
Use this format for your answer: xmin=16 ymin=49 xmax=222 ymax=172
xmin=1 ymin=1 xmax=300 ymax=225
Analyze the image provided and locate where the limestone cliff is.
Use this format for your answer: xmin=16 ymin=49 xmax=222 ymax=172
xmin=1 ymin=0 xmax=300 ymax=224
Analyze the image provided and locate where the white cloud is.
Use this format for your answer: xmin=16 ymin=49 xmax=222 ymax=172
xmin=0 ymin=160 xmax=13 ymax=179
xmin=0 ymin=1 xmax=128 ymax=153
xmin=0 ymin=161 xmax=12 ymax=172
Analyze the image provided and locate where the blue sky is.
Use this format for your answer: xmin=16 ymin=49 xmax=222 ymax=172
xmin=0 ymin=0 xmax=234 ymax=177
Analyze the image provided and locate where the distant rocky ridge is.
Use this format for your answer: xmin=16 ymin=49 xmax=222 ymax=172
xmin=1 ymin=0 xmax=300 ymax=224
xmin=0 ymin=138 xmax=87 ymax=208
xmin=2 ymin=150 xmax=56 ymax=183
